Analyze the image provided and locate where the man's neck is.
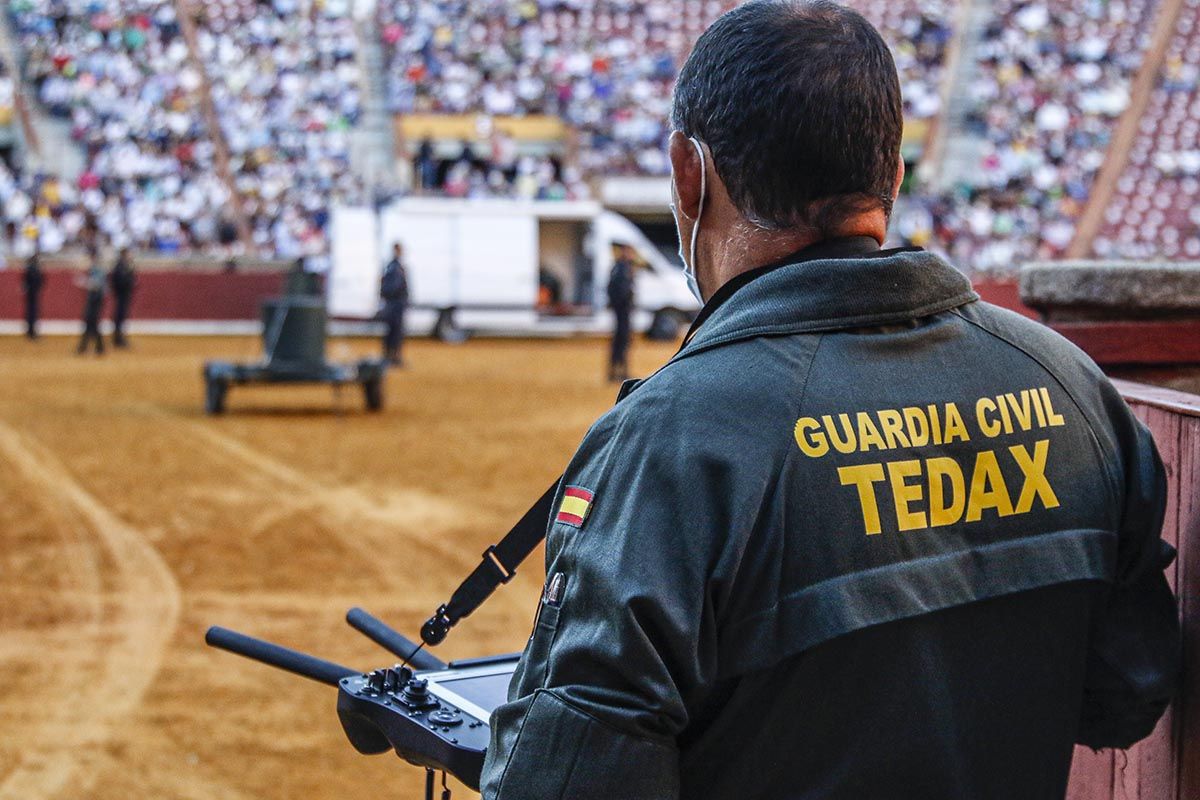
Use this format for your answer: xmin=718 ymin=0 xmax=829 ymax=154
xmin=705 ymin=210 xmax=887 ymax=298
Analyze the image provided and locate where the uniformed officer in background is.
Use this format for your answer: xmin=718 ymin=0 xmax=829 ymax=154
xmin=76 ymin=247 xmax=106 ymax=356
xmin=380 ymin=242 xmax=409 ymax=366
xmin=606 ymin=243 xmax=635 ymax=382
xmin=109 ymin=247 xmax=136 ymax=348
xmin=22 ymin=250 xmax=44 ymax=340
xmin=480 ymin=2 xmax=1181 ymax=798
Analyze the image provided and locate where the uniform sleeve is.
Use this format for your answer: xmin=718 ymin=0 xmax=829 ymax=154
xmin=480 ymin=397 xmax=758 ymax=800
xmin=1077 ymin=397 xmax=1181 ymax=749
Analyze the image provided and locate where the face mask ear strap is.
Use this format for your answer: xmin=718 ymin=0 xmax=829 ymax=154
xmin=688 ymin=137 xmax=706 ymax=286
xmin=690 ymin=138 xmax=707 ymax=217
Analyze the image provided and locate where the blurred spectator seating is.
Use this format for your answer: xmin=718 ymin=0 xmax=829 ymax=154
xmin=196 ymin=0 xmax=367 ymax=259
xmin=1094 ymin=0 xmax=1200 ymax=260
xmin=9 ymin=0 xmax=232 ymax=254
xmin=380 ymin=0 xmax=956 ymax=194
xmin=917 ymin=0 xmax=1163 ymax=271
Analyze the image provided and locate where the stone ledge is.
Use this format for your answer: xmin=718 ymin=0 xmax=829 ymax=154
xmin=1020 ymin=261 xmax=1200 ymax=320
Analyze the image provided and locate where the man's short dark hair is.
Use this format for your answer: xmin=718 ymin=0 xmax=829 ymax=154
xmin=671 ymin=0 xmax=903 ymax=235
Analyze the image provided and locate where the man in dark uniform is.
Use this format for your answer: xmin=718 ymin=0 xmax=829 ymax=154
xmin=606 ymin=244 xmax=635 ymax=382
xmin=480 ymin=3 xmax=1180 ymax=798
xmin=380 ymin=242 xmax=409 ymax=366
xmin=22 ymin=251 xmax=44 ymax=340
xmin=76 ymin=247 xmax=105 ymax=356
xmin=109 ymin=247 xmax=136 ymax=348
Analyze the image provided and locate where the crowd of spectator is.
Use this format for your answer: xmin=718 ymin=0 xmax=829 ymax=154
xmin=411 ymin=134 xmax=592 ymax=200
xmin=9 ymin=0 xmax=241 ymax=254
xmin=7 ymin=0 xmax=956 ymax=255
xmin=196 ymin=0 xmax=367 ymax=259
xmin=5 ymin=0 xmax=367 ymax=259
xmin=381 ymin=0 xmax=954 ymax=185
xmin=0 ymin=61 xmax=18 ymax=167
xmin=917 ymin=0 xmax=1163 ymax=270
xmin=0 ymin=0 xmax=1191 ymax=267
xmin=1093 ymin=0 xmax=1200 ymax=261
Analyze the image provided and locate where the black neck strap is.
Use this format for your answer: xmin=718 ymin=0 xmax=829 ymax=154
xmin=421 ymin=479 xmax=561 ymax=645
xmin=420 ymin=380 xmax=643 ymax=647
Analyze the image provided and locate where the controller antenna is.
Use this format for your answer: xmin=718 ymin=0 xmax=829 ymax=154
xmin=346 ymin=607 xmax=446 ymax=670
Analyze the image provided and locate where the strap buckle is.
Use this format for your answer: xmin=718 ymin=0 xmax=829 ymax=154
xmin=483 ymin=545 xmax=517 ymax=584
xmin=418 ymin=479 xmax=559 ymax=648
xmin=421 ymin=604 xmax=452 ymax=646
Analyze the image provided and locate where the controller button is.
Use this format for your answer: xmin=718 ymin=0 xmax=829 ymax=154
xmin=429 ymin=709 xmax=463 ymax=726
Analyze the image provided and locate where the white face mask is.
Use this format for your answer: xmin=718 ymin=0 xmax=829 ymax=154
xmin=669 ymin=137 xmax=707 ymax=302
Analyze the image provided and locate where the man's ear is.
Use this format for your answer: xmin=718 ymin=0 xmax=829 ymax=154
xmin=893 ymin=157 xmax=906 ymax=201
xmin=669 ymin=131 xmax=703 ymax=220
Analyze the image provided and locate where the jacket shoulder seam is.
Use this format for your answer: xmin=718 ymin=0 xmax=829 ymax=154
xmin=715 ymin=335 xmax=824 ymax=630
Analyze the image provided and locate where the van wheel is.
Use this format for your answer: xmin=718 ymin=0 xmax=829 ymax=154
xmin=433 ymin=308 xmax=469 ymax=344
xmin=205 ymin=378 xmax=228 ymax=415
xmin=363 ymin=375 xmax=384 ymax=411
xmin=646 ymin=309 xmax=683 ymax=341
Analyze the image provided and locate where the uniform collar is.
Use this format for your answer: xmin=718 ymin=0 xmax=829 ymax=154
xmin=682 ymin=237 xmax=902 ymax=344
xmin=676 ymin=239 xmax=978 ymax=359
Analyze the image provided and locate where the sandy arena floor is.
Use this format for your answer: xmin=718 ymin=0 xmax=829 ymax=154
xmin=0 ymin=333 xmax=680 ymax=800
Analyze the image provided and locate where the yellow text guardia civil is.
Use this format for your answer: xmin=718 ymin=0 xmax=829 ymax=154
xmin=794 ymin=387 xmax=1066 ymax=535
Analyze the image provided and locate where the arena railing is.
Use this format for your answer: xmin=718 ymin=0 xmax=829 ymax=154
xmin=1067 ymin=380 xmax=1199 ymax=800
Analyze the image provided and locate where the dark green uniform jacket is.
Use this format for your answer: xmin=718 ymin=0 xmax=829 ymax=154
xmin=481 ymin=239 xmax=1180 ymax=799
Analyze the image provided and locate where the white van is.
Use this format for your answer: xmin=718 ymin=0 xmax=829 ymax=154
xmin=328 ymin=198 xmax=699 ymax=339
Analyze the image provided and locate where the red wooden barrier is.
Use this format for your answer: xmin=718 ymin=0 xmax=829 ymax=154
xmin=1048 ymin=322 xmax=1200 ymax=367
xmin=1066 ymin=381 xmax=1200 ymax=799
xmin=973 ymin=277 xmax=1038 ymax=320
xmin=0 ymin=268 xmax=285 ymax=321
xmin=0 ymin=270 xmax=1035 ymax=325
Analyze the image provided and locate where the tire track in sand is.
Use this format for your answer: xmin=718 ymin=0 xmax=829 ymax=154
xmin=143 ymin=407 xmax=473 ymax=580
xmin=0 ymin=422 xmax=181 ymax=800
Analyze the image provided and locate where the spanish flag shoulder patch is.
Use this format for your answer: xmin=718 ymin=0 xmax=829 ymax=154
xmin=556 ymin=486 xmax=595 ymax=528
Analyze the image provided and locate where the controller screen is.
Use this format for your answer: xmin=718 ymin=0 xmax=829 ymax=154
xmin=432 ymin=671 xmax=514 ymax=714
